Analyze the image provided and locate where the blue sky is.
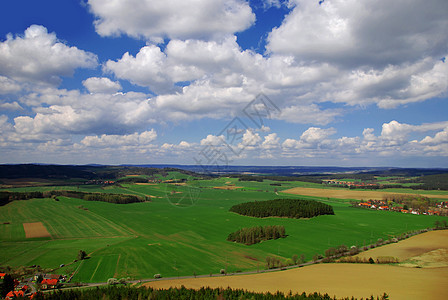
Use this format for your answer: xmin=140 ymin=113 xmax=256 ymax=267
xmin=0 ymin=0 xmax=447 ymax=167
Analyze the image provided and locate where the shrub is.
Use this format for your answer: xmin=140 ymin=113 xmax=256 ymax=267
xmin=154 ymin=274 xmax=161 ymax=279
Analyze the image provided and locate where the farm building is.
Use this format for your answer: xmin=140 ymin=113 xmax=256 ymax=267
xmin=6 ymin=290 xmax=24 ymax=300
xmin=41 ymin=278 xmax=59 ymax=289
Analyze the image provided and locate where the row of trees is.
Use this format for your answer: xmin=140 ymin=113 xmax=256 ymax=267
xmin=338 ymin=256 xmax=399 ymax=264
xmin=49 ymin=190 xmax=146 ymax=204
xmin=30 ymin=285 xmax=390 ymax=299
xmin=265 ymin=253 xmax=306 ymax=269
xmin=0 ymin=191 xmax=45 ymax=206
xmin=0 ymin=190 xmax=147 ymax=205
xmin=227 ymin=225 xmax=286 ymax=245
xmin=230 ymin=199 xmax=334 ymax=219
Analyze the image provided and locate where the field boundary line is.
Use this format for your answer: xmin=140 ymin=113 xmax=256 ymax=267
xmin=90 ymin=257 xmax=103 ymax=282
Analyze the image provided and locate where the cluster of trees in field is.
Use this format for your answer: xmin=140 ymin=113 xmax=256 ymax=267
xmin=227 ymin=225 xmax=286 ymax=245
xmin=230 ymin=199 xmax=334 ymax=219
xmin=382 ymin=194 xmax=431 ymax=210
xmin=0 ymin=190 xmax=147 ymax=205
xmin=48 ymin=190 xmax=147 ymax=204
xmin=265 ymin=253 xmax=306 ymax=269
xmin=30 ymin=285 xmax=389 ymax=300
xmin=115 ymin=177 xmax=150 ymax=184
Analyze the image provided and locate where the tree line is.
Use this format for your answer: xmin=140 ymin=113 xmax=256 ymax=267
xmin=0 ymin=191 xmax=45 ymax=206
xmin=49 ymin=190 xmax=146 ymax=204
xmin=227 ymin=225 xmax=286 ymax=245
xmin=230 ymin=199 xmax=334 ymax=219
xmin=30 ymin=285 xmax=389 ymax=300
xmin=0 ymin=190 xmax=146 ymax=206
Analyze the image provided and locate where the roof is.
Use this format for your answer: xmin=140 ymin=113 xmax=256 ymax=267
xmin=6 ymin=290 xmax=24 ymax=299
xmin=42 ymin=278 xmax=58 ymax=285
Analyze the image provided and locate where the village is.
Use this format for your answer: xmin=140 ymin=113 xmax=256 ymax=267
xmin=323 ymin=179 xmax=379 ymax=188
xmin=355 ymin=199 xmax=448 ymax=216
xmin=0 ymin=272 xmax=67 ymax=299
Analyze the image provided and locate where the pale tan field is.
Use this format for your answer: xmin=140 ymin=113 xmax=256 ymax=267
xmin=23 ymin=222 xmax=51 ymax=238
xmin=213 ymin=186 xmax=243 ymax=190
xmin=281 ymin=187 xmax=448 ymax=200
xmin=145 ymin=230 xmax=448 ymax=299
xmin=356 ymin=230 xmax=448 ymax=267
xmin=145 ymin=264 xmax=448 ymax=300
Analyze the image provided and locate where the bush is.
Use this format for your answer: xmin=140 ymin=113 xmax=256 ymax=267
xmin=154 ymin=274 xmax=161 ymax=279
xmin=107 ymin=278 xmax=118 ymax=285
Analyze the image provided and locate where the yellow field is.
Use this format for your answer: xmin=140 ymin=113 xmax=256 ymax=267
xmin=281 ymin=187 xmax=448 ymax=200
xmin=23 ymin=222 xmax=51 ymax=238
xmin=356 ymin=230 xmax=448 ymax=267
xmin=145 ymin=230 xmax=448 ymax=300
xmin=145 ymin=264 xmax=447 ymax=300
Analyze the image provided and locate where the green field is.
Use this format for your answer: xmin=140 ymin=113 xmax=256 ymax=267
xmin=1 ymin=176 xmax=446 ymax=282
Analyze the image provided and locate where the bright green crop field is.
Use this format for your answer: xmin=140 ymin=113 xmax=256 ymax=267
xmin=1 ymin=176 xmax=446 ymax=282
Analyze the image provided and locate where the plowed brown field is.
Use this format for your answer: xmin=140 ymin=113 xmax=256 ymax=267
xmin=23 ymin=222 xmax=51 ymax=238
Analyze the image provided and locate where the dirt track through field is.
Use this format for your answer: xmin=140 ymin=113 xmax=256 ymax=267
xmin=23 ymin=222 xmax=51 ymax=238
xmin=281 ymin=187 xmax=448 ymax=200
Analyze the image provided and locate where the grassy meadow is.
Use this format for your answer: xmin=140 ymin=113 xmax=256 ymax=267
xmin=1 ymin=175 xmax=446 ymax=282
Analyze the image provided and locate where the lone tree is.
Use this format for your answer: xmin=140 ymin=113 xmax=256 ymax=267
xmin=292 ymin=254 xmax=298 ymax=265
xmin=77 ymin=250 xmax=88 ymax=260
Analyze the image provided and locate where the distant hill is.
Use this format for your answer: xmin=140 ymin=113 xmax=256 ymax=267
xmin=1 ymin=164 xmax=447 ymax=182
xmin=0 ymin=164 xmax=198 ymax=180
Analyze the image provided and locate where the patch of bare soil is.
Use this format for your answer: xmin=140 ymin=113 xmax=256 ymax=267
xmin=23 ymin=222 xmax=51 ymax=238
xmin=213 ymin=186 xmax=242 ymax=190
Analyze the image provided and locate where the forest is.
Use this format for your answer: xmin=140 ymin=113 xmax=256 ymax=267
xmin=227 ymin=225 xmax=286 ymax=245
xmin=230 ymin=199 xmax=334 ymax=219
xmin=30 ymin=285 xmax=389 ymax=300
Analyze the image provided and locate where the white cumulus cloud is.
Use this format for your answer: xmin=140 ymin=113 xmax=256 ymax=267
xmin=88 ymin=0 xmax=255 ymax=41
xmin=82 ymin=77 xmax=122 ymax=94
xmin=0 ymin=25 xmax=97 ymax=85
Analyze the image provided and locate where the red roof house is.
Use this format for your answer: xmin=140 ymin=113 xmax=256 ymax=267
xmin=6 ymin=290 xmax=24 ymax=300
xmin=41 ymin=278 xmax=59 ymax=290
